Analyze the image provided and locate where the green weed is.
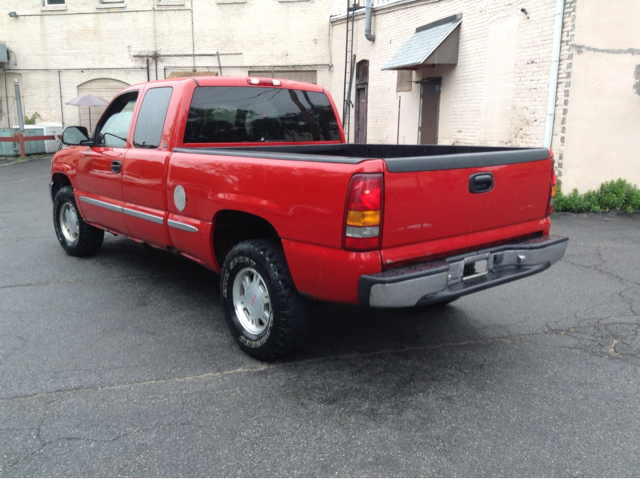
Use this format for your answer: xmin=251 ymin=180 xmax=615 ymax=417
xmin=555 ymin=179 xmax=640 ymax=213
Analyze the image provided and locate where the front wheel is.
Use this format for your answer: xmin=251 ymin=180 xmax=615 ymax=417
xmin=220 ymin=240 xmax=310 ymax=360
xmin=53 ymin=186 xmax=104 ymax=256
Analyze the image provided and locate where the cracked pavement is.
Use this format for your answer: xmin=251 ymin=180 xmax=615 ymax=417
xmin=1 ymin=158 xmax=639 ymax=476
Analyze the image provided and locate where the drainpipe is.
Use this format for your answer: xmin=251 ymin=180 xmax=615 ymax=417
xmin=365 ymin=0 xmax=375 ymax=42
xmin=544 ymin=0 xmax=565 ymax=148
xmin=58 ymin=70 xmax=65 ymax=127
xmin=4 ymin=70 xmax=9 ymax=128
xmin=14 ymin=79 xmax=24 ymax=132
xmin=190 ymin=0 xmax=196 ymax=72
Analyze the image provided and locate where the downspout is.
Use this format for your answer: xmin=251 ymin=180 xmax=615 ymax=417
xmin=58 ymin=70 xmax=65 ymax=127
xmin=14 ymin=79 xmax=24 ymax=132
xmin=217 ymin=51 xmax=223 ymax=76
xmin=190 ymin=0 xmax=196 ymax=72
xmin=365 ymin=0 xmax=375 ymax=42
xmin=4 ymin=70 xmax=9 ymax=128
xmin=544 ymin=0 xmax=565 ymax=148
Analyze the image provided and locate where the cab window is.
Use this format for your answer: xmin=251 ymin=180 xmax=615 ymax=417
xmin=184 ymin=86 xmax=341 ymax=143
xmin=133 ymin=87 xmax=173 ymax=149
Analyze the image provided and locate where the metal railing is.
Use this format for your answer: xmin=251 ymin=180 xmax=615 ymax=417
xmin=0 ymin=133 xmax=58 ymax=157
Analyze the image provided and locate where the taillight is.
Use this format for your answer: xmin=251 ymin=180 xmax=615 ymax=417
xmin=344 ymin=173 xmax=383 ymax=251
xmin=547 ymin=152 xmax=557 ymax=216
xmin=247 ymin=78 xmax=282 ymax=86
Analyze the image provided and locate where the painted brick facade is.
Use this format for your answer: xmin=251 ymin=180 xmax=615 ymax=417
xmin=330 ymin=0 xmax=558 ymax=147
xmin=0 ymin=0 xmax=334 ymax=128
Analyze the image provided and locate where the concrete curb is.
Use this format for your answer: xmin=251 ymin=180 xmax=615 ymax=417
xmin=0 ymin=155 xmax=53 ymax=167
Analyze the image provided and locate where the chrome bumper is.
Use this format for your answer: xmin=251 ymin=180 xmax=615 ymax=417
xmin=359 ymin=235 xmax=569 ymax=308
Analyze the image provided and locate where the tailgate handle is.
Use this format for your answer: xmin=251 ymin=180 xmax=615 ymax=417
xmin=469 ymin=173 xmax=494 ymax=193
xmin=111 ymin=160 xmax=122 ymax=174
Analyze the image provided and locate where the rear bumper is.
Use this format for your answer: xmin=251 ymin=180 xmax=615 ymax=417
xmin=359 ymin=234 xmax=568 ymax=308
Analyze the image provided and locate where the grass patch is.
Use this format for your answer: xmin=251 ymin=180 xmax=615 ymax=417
xmin=555 ymin=178 xmax=640 ymax=213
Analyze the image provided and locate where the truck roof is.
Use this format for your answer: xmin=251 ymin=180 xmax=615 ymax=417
xmin=126 ymin=75 xmax=326 ymax=93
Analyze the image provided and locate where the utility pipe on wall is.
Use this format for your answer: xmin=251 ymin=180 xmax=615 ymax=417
xmin=58 ymin=70 xmax=65 ymax=127
xmin=365 ymin=0 xmax=375 ymax=42
xmin=3 ymin=70 xmax=9 ymax=128
xmin=544 ymin=0 xmax=565 ymax=148
xmin=14 ymin=79 xmax=24 ymax=131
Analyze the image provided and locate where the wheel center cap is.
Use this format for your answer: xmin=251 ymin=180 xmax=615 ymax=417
xmin=245 ymin=284 xmax=262 ymax=318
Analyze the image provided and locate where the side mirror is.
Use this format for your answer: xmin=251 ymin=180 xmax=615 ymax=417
xmin=61 ymin=126 xmax=91 ymax=146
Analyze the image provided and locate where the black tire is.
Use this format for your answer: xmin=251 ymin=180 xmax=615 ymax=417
xmin=53 ymin=186 xmax=104 ymax=257
xmin=220 ymin=239 xmax=310 ymax=360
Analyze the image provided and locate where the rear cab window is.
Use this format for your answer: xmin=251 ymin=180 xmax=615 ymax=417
xmin=184 ymin=86 xmax=341 ymax=144
xmin=133 ymin=87 xmax=173 ymax=149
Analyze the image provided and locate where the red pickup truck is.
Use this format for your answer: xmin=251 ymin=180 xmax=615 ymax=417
xmin=51 ymin=76 xmax=568 ymax=359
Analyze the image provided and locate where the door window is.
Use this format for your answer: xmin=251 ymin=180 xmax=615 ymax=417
xmin=94 ymin=92 xmax=138 ymax=148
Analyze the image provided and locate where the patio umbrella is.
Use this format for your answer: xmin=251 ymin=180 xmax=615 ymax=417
xmin=66 ymin=94 xmax=110 ymax=132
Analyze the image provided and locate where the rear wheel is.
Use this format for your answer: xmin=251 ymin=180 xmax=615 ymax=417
xmin=53 ymin=186 xmax=104 ymax=256
xmin=220 ymin=239 xmax=310 ymax=360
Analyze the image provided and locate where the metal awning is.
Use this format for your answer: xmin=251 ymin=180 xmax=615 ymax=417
xmin=382 ymin=14 xmax=462 ymax=71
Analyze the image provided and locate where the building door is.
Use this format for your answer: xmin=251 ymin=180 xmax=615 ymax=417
xmin=419 ymin=78 xmax=441 ymax=144
xmin=355 ymin=85 xmax=368 ymax=143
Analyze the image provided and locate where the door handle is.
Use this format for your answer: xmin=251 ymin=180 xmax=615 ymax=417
xmin=469 ymin=173 xmax=494 ymax=193
xmin=111 ymin=160 xmax=122 ymax=174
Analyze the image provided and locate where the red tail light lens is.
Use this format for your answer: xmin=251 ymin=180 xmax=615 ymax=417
xmin=547 ymin=153 xmax=557 ymax=216
xmin=344 ymin=173 xmax=383 ymax=251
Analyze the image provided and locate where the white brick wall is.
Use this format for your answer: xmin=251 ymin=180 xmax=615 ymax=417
xmin=0 ymin=0 xmax=334 ymax=128
xmin=331 ymin=0 xmax=558 ymax=147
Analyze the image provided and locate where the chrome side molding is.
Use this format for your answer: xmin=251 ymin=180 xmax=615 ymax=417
xmin=167 ymin=219 xmax=198 ymax=233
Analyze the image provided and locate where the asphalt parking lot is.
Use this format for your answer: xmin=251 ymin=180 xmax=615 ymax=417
xmin=1 ymin=157 xmax=639 ymax=477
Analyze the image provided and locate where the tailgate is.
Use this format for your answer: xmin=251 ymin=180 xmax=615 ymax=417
xmin=382 ymin=149 xmax=552 ymax=261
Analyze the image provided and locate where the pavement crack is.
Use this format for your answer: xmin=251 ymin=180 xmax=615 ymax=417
xmin=2 ymin=324 xmax=638 ymax=404
xmin=0 ymin=272 xmax=193 ymax=290
xmin=0 ymin=365 xmax=270 ymax=402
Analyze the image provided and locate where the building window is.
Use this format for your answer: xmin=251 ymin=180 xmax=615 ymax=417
xmin=248 ymin=70 xmax=317 ymax=84
xmin=45 ymin=0 xmax=66 ymax=5
xmin=101 ymin=0 xmax=125 ymax=3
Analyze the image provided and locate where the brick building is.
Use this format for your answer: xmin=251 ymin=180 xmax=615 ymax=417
xmin=330 ymin=0 xmax=640 ymax=192
xmin=1 ymin=0 xmax=638 ymax=192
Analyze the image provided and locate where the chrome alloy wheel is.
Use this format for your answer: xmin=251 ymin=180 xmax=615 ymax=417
xmin=232 ymin=267 xmax=272 ymax=335
xmin=59 ymin=202 xmax=80 ymax=245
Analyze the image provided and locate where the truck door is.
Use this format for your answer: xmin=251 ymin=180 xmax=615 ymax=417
xmin=122 ymin=87 xmax=175 ymax=247
xmin=75 ymin=91 xmax=139 ymax=235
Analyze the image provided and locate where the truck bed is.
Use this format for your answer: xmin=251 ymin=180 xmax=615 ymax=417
xmin=175 ymin=143 xmax=553 ymax=260
xmin=174 ymin=143 xmax=550 ymax=171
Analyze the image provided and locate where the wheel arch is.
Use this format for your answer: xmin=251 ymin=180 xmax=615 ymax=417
xmin=213 ymin=210 xmax=281 ymax=270
xmin=50 ymin=173 xmax=72 ymax=202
